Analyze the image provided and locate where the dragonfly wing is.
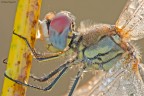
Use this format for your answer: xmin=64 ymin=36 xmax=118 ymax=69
xmin=101 ymin=69 xmax=144 ymax=96
xmin=116 ymin=0 xmax=144 ymax=41
xmin=138 ymin=63 xmax=144 ymax=82
xmin=71 ymin=71 xmax=106 ymax=96
xmin=73 ymin=62 xmax=144 ymax=96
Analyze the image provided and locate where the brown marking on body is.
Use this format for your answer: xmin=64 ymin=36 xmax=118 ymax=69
xmin=116 ymin=27 xmax=130 ymax=41
xmin=132 ymin=59 xmax=139 ymax=73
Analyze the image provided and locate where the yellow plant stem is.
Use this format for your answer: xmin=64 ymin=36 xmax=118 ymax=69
xmin=1 ymin=0 xmax=42 ymax=96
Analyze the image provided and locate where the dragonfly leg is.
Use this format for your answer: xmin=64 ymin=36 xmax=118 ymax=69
xmin=3 ymin=58 xmax=7 ymax=64
xmin=42 ymin=66 xmax=68 ymax=91
xmin=4 ymin=67 xmax=68 ymax=91
xmin=68 ymin=67 xmax=86 ymax=96
xmin=4 ymin=55 xmax=77 ymax=91
xmin=4 ymin=72 xmax=43 ymax=90
xmin=30 ymin=61 xmax=71 ymax=82
xmin=13 ymin=31 xmax=63 ymax=62
xmin=30 ymin=53 xmax=78 ymax=82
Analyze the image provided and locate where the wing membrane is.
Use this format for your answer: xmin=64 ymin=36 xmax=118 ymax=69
xmin=116 ymin=0 xmax=144 ymax=41
xmin=73 ymin=62 xmax=144 ymax=96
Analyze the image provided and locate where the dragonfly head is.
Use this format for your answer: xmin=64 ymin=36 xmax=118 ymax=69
xmin=39 ymin=11 xmax=76 ymax=52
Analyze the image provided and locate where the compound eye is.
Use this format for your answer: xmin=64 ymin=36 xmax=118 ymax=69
xmin=48 ymin=14 xmax=73 ymax=50
xmin=50 ymin=15 xmax=71 ymax=34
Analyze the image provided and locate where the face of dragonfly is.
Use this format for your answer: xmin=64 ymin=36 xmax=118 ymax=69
xmin=39 ymin=11 xmax=75 ymax=52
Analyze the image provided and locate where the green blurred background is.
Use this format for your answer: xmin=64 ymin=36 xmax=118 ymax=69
xmin=0 ymin=0 xmax=144 ymax=96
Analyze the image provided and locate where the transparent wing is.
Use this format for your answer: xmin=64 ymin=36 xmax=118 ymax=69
xmin=116 ymin=0 xmax=144 ymax=41
xmin=73 ymin=61 xmax=144 ymax=96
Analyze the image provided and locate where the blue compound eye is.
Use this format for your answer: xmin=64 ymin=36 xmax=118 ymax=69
xmin=48 ymin=14 xmax=72 ymax=50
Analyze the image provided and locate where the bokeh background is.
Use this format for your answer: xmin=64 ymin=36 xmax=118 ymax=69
xmin=0 ymin=0 xmax=144 ymax=96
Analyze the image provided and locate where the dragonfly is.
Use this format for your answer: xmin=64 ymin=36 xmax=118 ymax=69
xmin=4 ymin=0 xmax=144 ymax=96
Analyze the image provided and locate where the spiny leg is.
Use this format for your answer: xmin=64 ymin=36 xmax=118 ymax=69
xmin=4 ymin=72 xmax=42 ymax=90
xmin=30 ymin=61 xmax=71 ymax=82
xmin=68 ymin=67 xmax=86 ymax=96
xmin=4 ymin=66 xmax=68 ymax=91
xmin=2 ymin=57 xmax=66 ymax=82
xmin=4 ymin=54 xmax=77 ymax=91
xmin=30 ymin=51 xmax=78 ymax=82
xmin=13 ymin=31 xmax=63 ymax=61
xmin=43 ymin=66 xmax=68 ymax=90
xmin=4 ymin=61 xmax=72 ymax=91
xmin=3 ymin=58 xmax=7 ymax=64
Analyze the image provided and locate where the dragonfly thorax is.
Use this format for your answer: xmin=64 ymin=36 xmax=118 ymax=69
xmin=83 ymin=35 xmax=124 ymax=71
xmin=78 ymin=23 xmax=115 ymax=47
xmin=76 ymin=23 xmax=125 ymax=71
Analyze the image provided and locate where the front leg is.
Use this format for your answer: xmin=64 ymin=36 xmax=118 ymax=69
xmin=3 ymin=58 xmax=7 ymax=64
xmin=13 ymin=31 xmax=63 ymax=62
